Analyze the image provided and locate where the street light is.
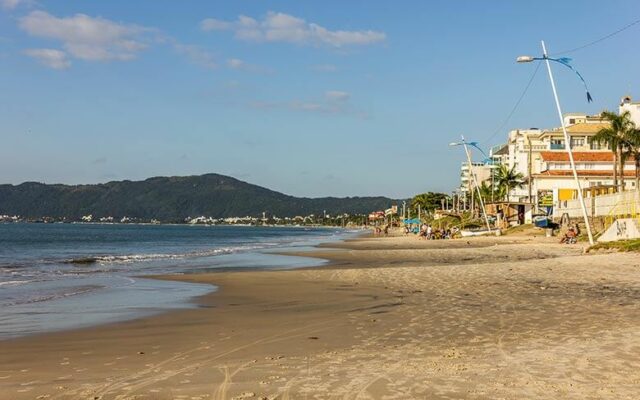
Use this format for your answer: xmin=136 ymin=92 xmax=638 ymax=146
xmin=517 ymin=40 xmax=594 ymax=245
xmin=450 ymin=136 xmax=492 ymax=233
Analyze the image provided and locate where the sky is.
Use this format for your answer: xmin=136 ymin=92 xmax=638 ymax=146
xmin=1 ymin=1 xmax=639 ymax=198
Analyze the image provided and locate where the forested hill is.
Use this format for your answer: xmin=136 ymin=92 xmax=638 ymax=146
xmin=0 ymin=173 xmax=399 ymax=221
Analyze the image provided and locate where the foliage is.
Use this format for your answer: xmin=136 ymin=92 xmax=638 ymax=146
xmin=588 ymin=239 xmax=640 ymax=253
xmin=493 ymin=164 xmax=524 ymax=201
xmin=0 ymin=174 xmax=401 ymax=222
xmin=409 ymin=192 xmax=450 ymax=215
xmin=590 ymin=110 xmax=636 ymax=191
xmin=477 ymin=181 xmax=504 ymax=204
xmin=620 ymin=118 xmax=640 ymax=190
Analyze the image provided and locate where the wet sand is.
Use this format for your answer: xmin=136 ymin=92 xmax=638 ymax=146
xmin=2 ymin=234 xmax=640 ymax=399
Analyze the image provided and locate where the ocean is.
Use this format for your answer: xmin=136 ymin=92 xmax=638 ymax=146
xmin=0 ymin=223 xmax=356 ymax=339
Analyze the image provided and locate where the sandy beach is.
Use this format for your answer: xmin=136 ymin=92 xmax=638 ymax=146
xmin=2 ymin=233 xmax=640 ymax=399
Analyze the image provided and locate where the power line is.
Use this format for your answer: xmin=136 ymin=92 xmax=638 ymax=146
xmin=482 ymin=16 xmax=639 ymax=146
xmin=482 ymin=62 xmax=541 ymax=145
xmin=552 ymin=16 xmax=640 ymax=56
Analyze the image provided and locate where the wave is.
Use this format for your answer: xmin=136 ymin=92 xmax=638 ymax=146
xmin=3 ymin=285 xmax=101 ymax=307
xmin=0 ymin=280 xmax=29 ymax=287
xmin=63 ymin=244 xmax=270 ymax=266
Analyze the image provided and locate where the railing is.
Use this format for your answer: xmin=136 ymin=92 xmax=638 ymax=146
xmin=556 ymin=190 xmax=640 ymax=230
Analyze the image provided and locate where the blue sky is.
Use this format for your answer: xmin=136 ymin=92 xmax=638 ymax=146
xmin=1 ymin=1 xmax=639 ymax=198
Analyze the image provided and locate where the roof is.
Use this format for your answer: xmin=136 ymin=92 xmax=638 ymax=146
xmin=534 ymin=170 xmax=637 ymax=178
xmin=542 ymin=122 xmax=609 ymax=136
xmin=540 ymin=151 xmax=613 ymax=162
xmin=566 ymin=122 xmax=609 ymax=133
xmin=540 ymin=151 xmax=634 ymax=163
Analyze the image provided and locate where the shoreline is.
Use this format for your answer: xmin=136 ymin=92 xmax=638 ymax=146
xmin=3 ymin=233 xmax=640 ymax=398
xmin=1 ymin=225 xmax=358 ymax=341
xmin=0 ymin=230 xmax=363 ymax=343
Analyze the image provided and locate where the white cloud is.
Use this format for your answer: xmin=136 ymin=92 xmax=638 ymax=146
xmin=227 ymin=58 xmax=245 ymax=69
xmin=311 ymin=64 xmax=338 ymax=72
xmin=200 ymin=11 xmax=386 ymax=47
xmin=225 ymin=57 xmax=269 ymax=73
xmin=174 ymin=43 xmax=216 ymax=69
xmin=251 ymin=90 xmax=365 ymax=118
xmin=19 ymin=10 xmax=149 ymax=62
xmin=199 ymin=18 xmax=232 ymax=31
xmin=23 ymin=48 xmax=71 ymax=69
xmin=325 ymin=90 xmax=350 ymax=102
xmin=1 ymin=0 xmax=28 ymax=10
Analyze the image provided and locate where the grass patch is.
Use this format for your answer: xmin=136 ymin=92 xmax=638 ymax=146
xmin=588 ymin=239 xmax=640 ymax=252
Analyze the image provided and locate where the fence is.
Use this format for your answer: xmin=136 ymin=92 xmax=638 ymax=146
xmin=555 ymin=190 xmax=640 ymax=228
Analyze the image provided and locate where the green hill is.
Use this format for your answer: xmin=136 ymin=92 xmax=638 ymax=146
xmin=0 ymin=173 xmax=399 ymax=222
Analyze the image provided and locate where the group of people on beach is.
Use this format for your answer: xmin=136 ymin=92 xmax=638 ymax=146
xmin=406 ymin=223 xmax=458 ymax=240
xmin=373 ymin=225 xmax=390 ymax=236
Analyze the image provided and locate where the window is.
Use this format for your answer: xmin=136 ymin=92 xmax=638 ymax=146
xmin=570 ymin=138 xmax=584 ymax=148
xmin=569 ymin=118 xmax=576 ymax=124
xmin=550 ymin=139 xmax=565 ymax=150
xmin=590 ymin=141 xmax=604 ymax=150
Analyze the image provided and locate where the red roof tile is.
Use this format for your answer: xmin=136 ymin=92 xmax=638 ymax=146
xmin=534 ymin=170 xmax=637 ymax=177
xmin=540 ymin=151 xmax=614 ymax=162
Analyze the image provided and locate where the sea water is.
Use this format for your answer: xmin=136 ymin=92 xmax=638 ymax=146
xmin=0 ymin=223 xmax=356 ymax=339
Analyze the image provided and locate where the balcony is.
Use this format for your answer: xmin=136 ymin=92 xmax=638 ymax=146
xmin=550 ymin=143 xmax=565 ymax=150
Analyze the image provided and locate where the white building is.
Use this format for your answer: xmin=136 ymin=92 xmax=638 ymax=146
xmin=459 ymin=161 xmax=492 ymax=194
xmin=620 ymin=95 xmax=640 ymax=126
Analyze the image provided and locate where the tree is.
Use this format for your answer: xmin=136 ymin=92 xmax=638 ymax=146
xmin=622 ymin=126 xmax=640 ymax=191
xmin=409 ymin=192 xmax=450 ymax=217
xmin=494 ymin=164 xmax=524 ymax=201
xmin=590 ymin=111 xmax=636 ymax=192
xmin=478 ymin=181 xmax=504 ymax=204
xmin=493 ymin=164 xmax=524 ymax=226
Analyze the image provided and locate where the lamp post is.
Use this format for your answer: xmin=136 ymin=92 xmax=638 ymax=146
xmin=517 ymin=40 xmax=594 ymax=245
xmin=450 ymin=136 xmax=492 ymax=232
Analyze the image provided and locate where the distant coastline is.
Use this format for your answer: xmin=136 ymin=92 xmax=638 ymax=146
xmin=0 ymin=172 xmax=401 ymax=225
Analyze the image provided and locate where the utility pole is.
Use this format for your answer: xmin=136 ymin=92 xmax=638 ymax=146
xmin=469 ymin=165 xmax=475 ymax=217
xmin=527 ymin=135 xmax=533 ymax=207
xmin=460 ymin=135 xmax=492 ymax=232
xmin=516 ymin=41 xmax=594 ymax=245
xmin=540 ymin=40 xmax=594 ymax=245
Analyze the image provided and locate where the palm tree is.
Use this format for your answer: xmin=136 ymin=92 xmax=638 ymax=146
xmin=409 ymin=192 xmax=449 ymax=217
xmin=494 ymin=164 xmax=525 ymax=202
xmin=622 ymin=126 xmax=640 ymax=191
xmin=494 ymin=164 xmax=524 ymax=225
xmin=590 ymin=111 xmax=635 ymax=192
xmin=478 ymin=181 xmax=504 ymax=204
